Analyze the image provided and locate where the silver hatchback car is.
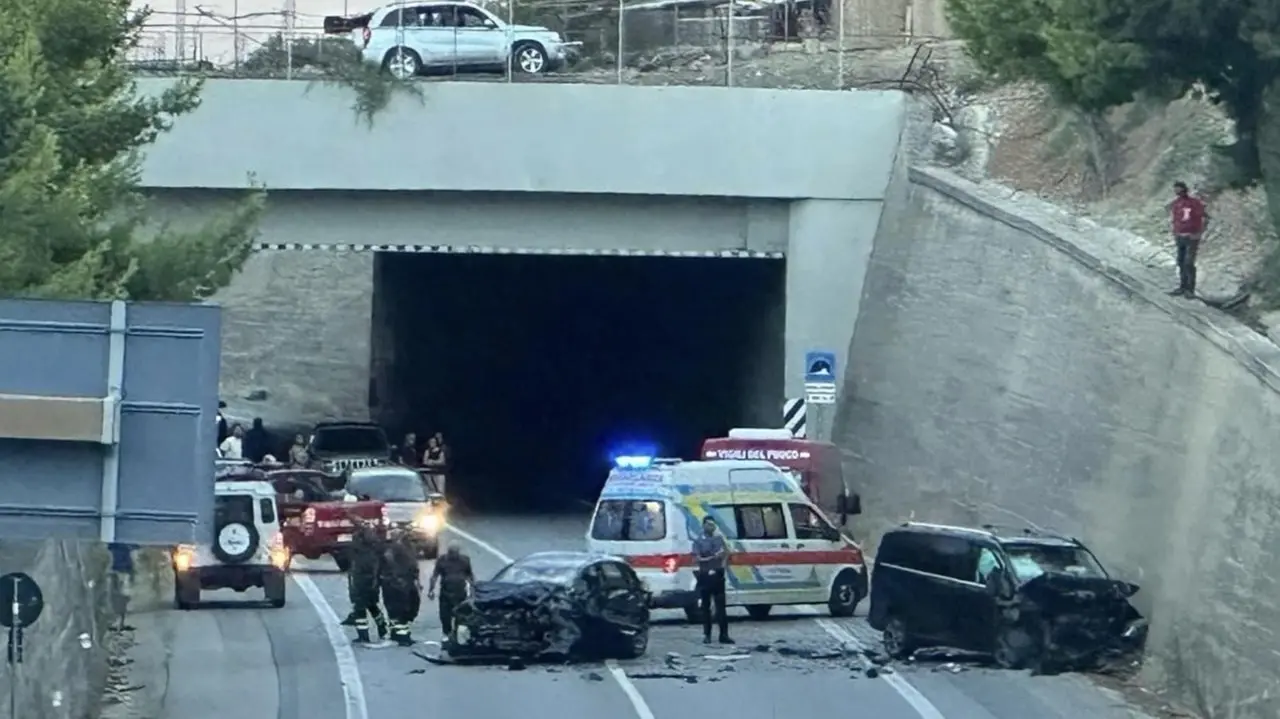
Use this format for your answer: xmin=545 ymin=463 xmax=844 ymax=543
xmin=324 ymin=2 xmax=581 ymax=77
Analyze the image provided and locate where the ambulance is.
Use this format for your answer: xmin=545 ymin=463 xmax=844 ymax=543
xmin=585 ymin=455 xmax=867 ymax=621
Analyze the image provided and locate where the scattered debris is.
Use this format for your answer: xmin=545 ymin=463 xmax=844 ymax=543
xmin=629 ymin=672 xmax=699 ymax=684
xmin=581 ymin=671 xmax=606 ymax=682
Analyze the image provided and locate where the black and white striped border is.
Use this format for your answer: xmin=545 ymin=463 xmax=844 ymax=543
xmin=783 ymin=398 xmax=806 ymax=438
xmin=253 ymin=242 xmax=784 ymax=258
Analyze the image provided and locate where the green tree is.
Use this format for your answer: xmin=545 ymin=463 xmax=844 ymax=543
xmin=0 ymin=0 xmax=265 ymax=301
xmin=946 ymin=0 xmax=1280 ymax=186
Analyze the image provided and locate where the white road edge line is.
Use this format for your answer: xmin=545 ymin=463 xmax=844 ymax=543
xmin=811 ymin=614 xmax=947 ymax=719
xmin=446 ymin=524 xmax=657 ymax=719
xmin=295 ymin=574 xmax=371 ymax=719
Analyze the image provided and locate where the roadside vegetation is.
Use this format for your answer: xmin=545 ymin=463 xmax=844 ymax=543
xmin=945 ymin=0 xmax=1280 ymax=307
xmin=0 ymin=0 xmax=263 ymax=300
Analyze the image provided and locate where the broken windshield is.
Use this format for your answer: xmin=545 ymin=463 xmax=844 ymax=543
xmin=1003 ymin=542 xmax=1107 ymax=583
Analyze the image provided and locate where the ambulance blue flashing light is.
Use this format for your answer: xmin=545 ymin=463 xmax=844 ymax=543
xmin=614 ymin=455 xmax=654 ymax=470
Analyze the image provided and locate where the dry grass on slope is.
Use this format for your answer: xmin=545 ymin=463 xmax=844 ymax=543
xmin=979 ymin=85 xmax=1274 ymax=304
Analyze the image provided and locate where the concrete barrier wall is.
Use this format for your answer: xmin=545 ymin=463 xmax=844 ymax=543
xmin=839 ymin=167 xmax=1280 ymax=718
xmin=0 ymin=541 xmax=163 ymax=719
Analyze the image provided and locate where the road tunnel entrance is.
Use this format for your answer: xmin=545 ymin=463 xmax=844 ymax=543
xmin=371 ymin=252 xmax=786 ymax=512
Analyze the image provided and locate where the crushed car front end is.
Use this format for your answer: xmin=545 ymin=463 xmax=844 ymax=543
xmin=1002 ymin=572 xmax=1149 ymax=671
xmin=447 ymin=581 xmax=585 ymax=660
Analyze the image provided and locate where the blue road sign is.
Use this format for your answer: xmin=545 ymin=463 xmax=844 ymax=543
xmin=804 ymin=351 xmax=837 ymax=383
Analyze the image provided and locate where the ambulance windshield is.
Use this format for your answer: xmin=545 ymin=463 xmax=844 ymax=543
xmin=591 ymin=500 xmax=667 ymax=541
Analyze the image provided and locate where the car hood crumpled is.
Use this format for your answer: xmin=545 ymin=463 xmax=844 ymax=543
xmin=1009 ymin=572 xmax=1147 ymax=671
xmin=451 ymin=581 xmax=586 ymax=658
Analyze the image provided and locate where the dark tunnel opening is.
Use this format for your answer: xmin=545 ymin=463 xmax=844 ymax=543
xmin=371 ymin=252 xmax=786 ymax=513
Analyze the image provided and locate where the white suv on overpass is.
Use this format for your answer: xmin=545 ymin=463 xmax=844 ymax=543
xmin=324 ymin=2 xmax=581 ymax=78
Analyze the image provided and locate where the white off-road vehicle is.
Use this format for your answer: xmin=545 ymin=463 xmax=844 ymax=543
xmin=172 ymin=479 xmax=291 ymax=609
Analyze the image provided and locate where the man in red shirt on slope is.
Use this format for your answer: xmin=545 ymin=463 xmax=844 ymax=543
xmin=1167 ymin=181 xmax=1210 ymax=297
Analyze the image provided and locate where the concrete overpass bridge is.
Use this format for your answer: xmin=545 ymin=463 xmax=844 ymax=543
xmin=138 ymin=78 xmax=913 ymax=443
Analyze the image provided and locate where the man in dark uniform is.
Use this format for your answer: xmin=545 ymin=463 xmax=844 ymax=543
xmin=341 ymin=519 xmax=387 ymax=643
xmin=426 ymin=543 xmax=474 ymax=638
xmin=380 ymin=528 xmax=422 ymax=646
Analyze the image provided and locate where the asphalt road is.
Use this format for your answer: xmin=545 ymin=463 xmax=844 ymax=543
xmin=160 ymin=513 xmax=1154 ymax=719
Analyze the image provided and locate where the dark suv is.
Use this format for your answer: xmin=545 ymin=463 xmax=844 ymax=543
xmin=868 ymin=522 xmax=1147 ymax=671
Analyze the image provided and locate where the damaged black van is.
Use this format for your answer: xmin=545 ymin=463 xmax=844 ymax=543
xmin=868 ymin=522 xmax=1148 ymax=673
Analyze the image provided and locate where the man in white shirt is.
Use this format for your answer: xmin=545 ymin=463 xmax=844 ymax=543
xmin=219 ymin=424 xmax=245 ymax=460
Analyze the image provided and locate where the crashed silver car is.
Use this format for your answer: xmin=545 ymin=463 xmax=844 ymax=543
xmin=868 ymin=522 xmax=1147 ymax=673
xmin=444 ymin=551 xmax=650 ymax=663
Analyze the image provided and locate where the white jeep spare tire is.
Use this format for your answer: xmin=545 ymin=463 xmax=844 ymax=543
xmin=213 ymin=521 xmax=259 ymax=564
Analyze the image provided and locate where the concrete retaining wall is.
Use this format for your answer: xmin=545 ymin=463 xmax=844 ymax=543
xmin=0 ymin=541 xmax=168 ymax=719
xmin=839 ymin=167 xmax=1280 ymax=718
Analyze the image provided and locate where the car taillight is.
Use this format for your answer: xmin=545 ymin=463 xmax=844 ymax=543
xmin=380 ymin=505 xmax=389 ymax=526
xmin=302 ymin=508 xmax=316 ymax=524
xmin=361 ymin=27 xmax=371 ymax=47
xmin=662 ymin=555 xmax=680 ymax=574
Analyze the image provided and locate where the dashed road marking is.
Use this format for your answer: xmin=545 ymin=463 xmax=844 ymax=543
xmin=446 ymin=524 xmax=658 ymax=719
xmin=295 ymin=574 xmax=370 ymax=719
xmin=802 ymin=608 xmax=947 ymax=719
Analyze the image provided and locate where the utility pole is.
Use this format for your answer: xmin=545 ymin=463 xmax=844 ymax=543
xmin=175 ymin=0 xmax=187 ymax=62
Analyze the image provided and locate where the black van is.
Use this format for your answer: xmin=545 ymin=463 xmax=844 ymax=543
xmin=867 ymin=522 xmax=1148 ymax=670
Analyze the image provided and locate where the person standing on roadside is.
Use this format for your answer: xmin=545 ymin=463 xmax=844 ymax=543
xmin=427 ymin=543 xmax=474 ymax=638
xmin=216 ymin=401 xmax=229 ymax=446
xmin=243 ymin=417 xmax=270 ymax=463
xmin=288 ymin=434 xmax=310 ymax=468
xmin=1168 ymin=181 xmax=1209 ymax=297
xmin=218 ymin=424 xmax=244 ymax=460
xmin=692 ymin=516 xmax=733 ymax=645
xmin=398 ymin=433 xmax=420 ymax=467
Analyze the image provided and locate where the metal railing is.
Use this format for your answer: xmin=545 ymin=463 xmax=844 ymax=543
xmin=129 ymin=1 xmax=955 ymax=90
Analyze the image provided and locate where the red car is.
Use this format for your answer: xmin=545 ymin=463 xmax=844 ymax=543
xmin=268 ymin=469 xmax=387 ymax=570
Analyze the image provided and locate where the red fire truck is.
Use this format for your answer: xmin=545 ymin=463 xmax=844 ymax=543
xmin=700 ymin=428 xmax=860 ymax=521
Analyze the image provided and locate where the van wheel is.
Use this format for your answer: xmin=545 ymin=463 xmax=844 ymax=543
xmin=994 ymin=625 xmax=1044 ymax=670
xmin=683 ymin=606 xmax=702 ymax=624
xmin=746 ymin=605 xmax=772 ymax=620
xmin=882 ymin=617 xmax=916 ymax=659
xmin=827 ymin=569 xmax=862 ymax=617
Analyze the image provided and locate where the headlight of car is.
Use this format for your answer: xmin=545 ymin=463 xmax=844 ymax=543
xmin=415 ymin=512 xmax=442 ymax=534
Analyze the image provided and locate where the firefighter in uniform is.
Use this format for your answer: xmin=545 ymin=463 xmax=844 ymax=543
xmin=341 ymin=519 xmax=387 ymax=643
xmin=380 ymin=528 xmax=422 ymax=646
xmin=426 ymin=543 xmax=474 ymax=638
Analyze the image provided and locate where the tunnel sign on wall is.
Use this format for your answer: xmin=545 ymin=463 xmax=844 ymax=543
xmin=804 ymin=350 xmax=837 ymax=405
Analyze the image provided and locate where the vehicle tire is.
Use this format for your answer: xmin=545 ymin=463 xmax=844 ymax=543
xmin=617 ymin=628 xmax=649 ymax=659
xmin=264 ymin=570 xmax=287 ymax=608
xmin=212 ymin=520 xmax=259 ymax=565
xmin=332 ymin=551 xmax=351 ymax=573
xmin=683 ymin=605 xmax=703 ymax=624
xmin=746 ymin=604 xmax=772 ymax=620
xmin=382 ymin=47 xmax=422 ymax=80
xmin=882 ymin=616 xmax=916 ymax=659
xmin=511 ymin=42 xmax=548 ymax=74
xmin=174 ymin=575 xmax=200 ymax=610
xmin=827 ymin=569 xmax=863 ymax=617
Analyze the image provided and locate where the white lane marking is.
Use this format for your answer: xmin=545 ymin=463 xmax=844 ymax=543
xmin=295 ymin=574 xmax=370 ymax=719
xmin=446 ymin=524 xmax=658 ymax=719
xmin=606 ymin=660 xmax=656 ymax=719
xmin=813 ymin=616 xmax=947 ymax=719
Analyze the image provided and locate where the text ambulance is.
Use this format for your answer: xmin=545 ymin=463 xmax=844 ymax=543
xmin=586 ymin=456 xmax=867 ymax=621
xmin=701 ymin=428 xmax=853 ymax=513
